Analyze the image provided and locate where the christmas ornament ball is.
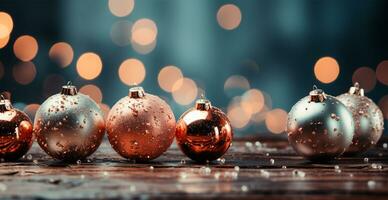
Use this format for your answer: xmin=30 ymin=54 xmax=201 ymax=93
xmin=287 ymin=87 xmax=354 ymax=161
xmin=106 ymin=86 xmax=176 ymax=161
xmin=0 ymin=96 xmax=34 ymax=161
xmin=176 ymin=96 xmax=233 ymax=162
xmin=337 ymin=83 xmax=384 ymax=155
xmin=34 ymin=82 xmax=105 ymax=162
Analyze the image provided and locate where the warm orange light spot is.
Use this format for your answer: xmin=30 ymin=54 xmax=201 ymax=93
xmin=131 ymin=18 xmax=157 ymax=46
xmin=23 ymin=104 xmax=40 ymax=120
xmin=224 ymin=75 xmax=250 ymax=91
xmin=118 ymin=58 xmax=146 ymax=85
xmin=265 ymin=109 xmax=288 ymax=134
xmin=49 ymin=42 xmax=74 ymax=67
xmin=352 ymin=67 xmax=376 ymax=93
xmin=227 ymin=98 xmax=251 ymax=129
xmin=158 ymin=66 xmax=183 ymax=92
xmin=80 ymin=84 xmax=103 ymax=103
xmin=0 ymin=34 xmax=10 ymax=48
xmin=217 ymin=4 xmax=242 ymax=30
xmin=131 ymin=39 xmax=157 ymax=54
xmin=314 ymin=57 xmax=340 ymax=84
xmin=13 ymin=62 xmax=36 ymax=85
xmin=241 ymin=89 xmax=265 ymax=115
xmin=0 ymin=12 xmax=13 ymax=38
xmin=110 ymin=20 xmax=132 ymax=46
xmin=172 ymin=78 xmax=198 ymax=105
xmin=13 ymin=35 xmax=39 ymax=62
xmin=108 ymin=0 xmax=135 ymax=17
xmin=76 ymin=52 xmax=103 ymax=80
xmin=379 ymin=95 xmax=388 ymax=120
xmin=376 ymin=60 xmax=388 ymax=86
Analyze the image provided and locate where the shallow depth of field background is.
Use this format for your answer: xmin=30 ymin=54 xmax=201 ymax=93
xmin=0 ymin=0 xmax=387 ymax=137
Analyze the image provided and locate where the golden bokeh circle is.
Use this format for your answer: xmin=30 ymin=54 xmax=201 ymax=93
xmin=108 ymin=0 xmax=135 ymax=17
xmin=80 ymin=84 xmax=103 ymax=103
xmin=217 ymin=4 xmax=242 ymax=30
xmin=158 ymin=66 xmax=183 ymax=92
xmin=13 ymin=61 xmax=37 ymax=85
xmin=265 ymin=109 xmax=288 ymax=134
xmin=131 ymin=18 xmax=158 ymax=46
xmin=0 ymin=12 xmax=13 ymax=38
xmin=314 ymin=56 xmax=340 ymax=84
xmin=118 ymin=58 xmax=146 ymax=86
xmin=172 ymin=78 xmax=198 ymax=105
xmin=0 ymin=34 xmax=10 ymax=48
xmin=13 ymin=35 xmax=39 ymax=62
xmin=76 ymin=52 xmax=103 ymax=80
xmin=49 ymin=42 xmax=74 ymax=67
xmin=352 ymin=67 xmax=376 ymax=93
xmin=241 ymin=89 xmax=265 ymax=115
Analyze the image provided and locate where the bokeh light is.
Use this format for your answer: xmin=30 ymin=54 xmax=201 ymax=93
xmin=172 ymin=78 xmax=198 ymax=105
xmin=49 ymin=42 xmax=74 ymax=67
xmin=217 ymin=4 xmax=242 ymax=30
xmin=23 ymin=103 xmax=40 ymax=120
xmin=13 ymin=62 xmax=37 ymax=85
xmin=0 ymin=12 xmax=13 ymax=38
xmin=376 ymin=60 xmax=388 ymax=86
xmin=42 ymin=74 xmax=65 ymax=97
xmin=352 ymin=67 xmax=376 ymax=92
xmin=13 ymin=35 xmax=39 ymax=62
xmin=131 ymin=39 xmax=157 ymax=54
xmin=108 ymin=0 xmax=135 ymax=17
xmin=240 ymin=89 xmax=265 ymax=115
xmin=76 ymin=52 xmax=103 ymax=80
xmin=224 ymin=75 xmax=250 ymax=97
xmin=110 ymin=20 xmax=132 ymax=46
xmin=379 ymin=95 xmax=388 ymax=120
xmin=131 ymin=18 xmax=158 ymax=46
xmin=0 ymin=34 xmax=10 ymax=48
xmin=265 ymin=108 xmax=288 ymax=134
xmin=227 ymin=97 xmax=251 ymax=129
xmin=80 ymin=84 xmax=103 ymax=103
xmin=98 ymin=103 xmax=110 ymax=120
xmin=118 ymin=58 xmax=146 ymax=85
xmin=158 ymin=65 xmax=183 ymax=92
xmin=314 ymin=57 xmax=340 ymax=84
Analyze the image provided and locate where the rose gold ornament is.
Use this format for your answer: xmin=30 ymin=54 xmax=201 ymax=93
xmin=34 ymin=82 xmax=105 ymax=162
xmin=106 ymin=86 xmax=176 ymax=161
xmin=287 ymin=86 xmax=354 ymax=161
xmin=176 ymin=96 xmax=233 ymax=162
xmin=337 ymin=83 xmax=384 ymax=155
xmin=0 ymin=95 xmax=34 ymax=161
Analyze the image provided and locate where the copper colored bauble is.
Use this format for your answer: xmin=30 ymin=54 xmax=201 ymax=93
xmin=287 ymin=86 xmax=354 ymax=161
xmin=176 ymin=96 xmax=233 ymax=162
xmin=34 ymin=82 xmax=105 ymax=162
xmin=106 ymin=86 xmax=176 ymax=161
xmin=0 ymin=96 xmax=33 ymax=161
xmin=337 ymin=83 xmax=384 ymax=155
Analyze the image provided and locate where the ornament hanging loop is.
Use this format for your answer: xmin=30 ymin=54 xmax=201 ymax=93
xmin=349 ymin=82 xmax=364 ymax=96
xmin=195 ymin=94 xmax=212 ymax=111
xmin=309 ymin=86 xmax=327 ymax=102
xmin=61 ymin=81 xmax=78 ymax=96
xmin=129 ymin=86 xmax=145 ymax=98
xmin=0 ymin=95 xmax=12 ymax=112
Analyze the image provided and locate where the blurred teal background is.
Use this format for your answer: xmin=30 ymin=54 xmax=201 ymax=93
xmin=0 ymin=0 xmax=387 ymax=137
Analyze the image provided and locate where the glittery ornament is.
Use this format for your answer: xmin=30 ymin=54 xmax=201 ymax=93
xmin=337 ymin=83 xmax=384 ymax=155
xmin=0 ymin=96 xmax=34 ymax=161
xmin=106 ymin=86 xmax=176 ymax=161
xmin=287 ymin=86 xmax=354 ymax=161
xmin=176 ymin=96 xmax=233 ymax=162
xmin=34 ymin=82 xmax=105 ymax=162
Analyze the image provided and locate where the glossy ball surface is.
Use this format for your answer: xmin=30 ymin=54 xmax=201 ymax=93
xmin=106 ymin=93 xmax=176 ymax=161
xmin=176 ymin=107 xmax=233 ymax=162
xmin=337 ymin=93 xmax=384 ymax=154
xmin=287 ymin=95 xmax=354 ymax=161
xmin=34 ymin=93 xmax=105 ymax=162
xmin=0 ymin=109 xmax=33 ymax=160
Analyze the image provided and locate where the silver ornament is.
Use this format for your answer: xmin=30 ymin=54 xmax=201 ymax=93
xmin=287 ymin=86 xmax=354 ymax=161
xmin=337 ymin=82 xmax=384 ymax=155
xmin=34 ymin=82 xmax=105 ymax=162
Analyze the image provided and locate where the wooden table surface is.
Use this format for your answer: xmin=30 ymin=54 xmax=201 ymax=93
xmin=1 ymin=137 xmax=388 ymax=200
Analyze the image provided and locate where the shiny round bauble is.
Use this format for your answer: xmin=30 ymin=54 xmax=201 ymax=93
xmin=176 ymin=97 xmax=233 ymax=162
xmin=0 ymin=97 xmax=34 ymax=161
xmin=287 ymin=87 xmax=354 ymax=161
xmin=106 ymin=86 xmax=176 ymax=162
xmin=337 ymin=83 xmax=384 ymax=155
xmin=34 ymin=83 xmax=105 ymax=162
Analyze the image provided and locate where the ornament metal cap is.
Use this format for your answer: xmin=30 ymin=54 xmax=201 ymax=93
xmin=61 ymin=81 xmax=78 ymax=96
xmin=129 ymin=86 xmax=145 ymax=98
xmin=195 ymin=94 xmax=212 ymax=111
xmin=0 ymin=95 xmax=13 ymax=112
xmin=348 ymin=82 xmax=364 ymax=96
xmin=309 ymin=85 xmax=327 ymax=102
